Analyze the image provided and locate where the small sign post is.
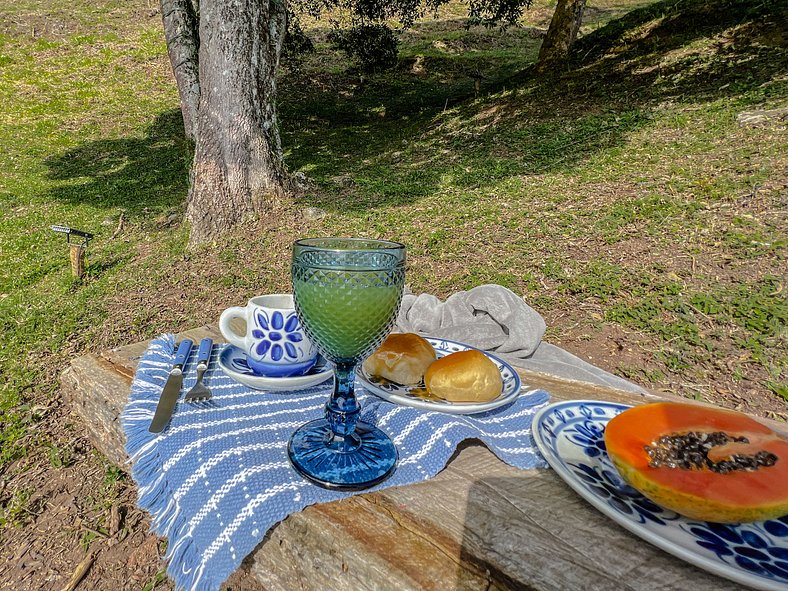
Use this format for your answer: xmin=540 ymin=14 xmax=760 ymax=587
xmin=51 ymin=225 xmax=94 ymax=279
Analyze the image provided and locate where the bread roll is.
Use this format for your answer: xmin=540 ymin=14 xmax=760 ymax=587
xmin=362 ymin=333 xmax=437 ymax=385
xmin=425 ymin=349 xmax=503 ymax=403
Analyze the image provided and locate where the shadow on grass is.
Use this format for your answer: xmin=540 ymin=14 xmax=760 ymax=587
xmin=42 ymin=110 xmax=191 ymax=220
xmin=41 ymin=0 xmax=786 ymax=217
xmin=282 ymin=0 xmax=786 ymax=212
xmin=562 ymin=0 xmax=788 ymax=100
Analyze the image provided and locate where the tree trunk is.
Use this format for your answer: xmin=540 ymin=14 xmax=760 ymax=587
xmin=159 ymin=0 xmax=293 ymax=245
xmin=537 ymin=0 xmax=587 ymax=71
xmin=185 ymin=0 xmax=292 ymax=245
xmin=160 ymin=0 xmax=200 ymax=140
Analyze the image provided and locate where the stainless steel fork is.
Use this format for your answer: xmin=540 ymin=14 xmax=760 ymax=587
xmin=185 ymin=338 xmax=213 ymax=403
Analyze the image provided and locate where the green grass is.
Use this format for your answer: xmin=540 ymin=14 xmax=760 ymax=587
xmin=0 ymin=0 xmax=188 ymax=466
xmin=0 ymin=487 xmax=33 ymax=528
xmin=277 ymin=0 xmax=787 ymax=400
xmin=0 ymin=0 xmax=786 ymax=503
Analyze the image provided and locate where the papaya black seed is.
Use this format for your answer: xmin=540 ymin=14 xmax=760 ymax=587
xmin=644 ymin=431 xmax=775 ymax=473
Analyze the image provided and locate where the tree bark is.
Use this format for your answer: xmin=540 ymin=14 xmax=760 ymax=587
xmin=185 ymin=0 xmax=292 ymax=245
xmin=537 ymin=0 xmax=587 ymax=71
xmin=160 ymin=0 xmax=200 ymax=140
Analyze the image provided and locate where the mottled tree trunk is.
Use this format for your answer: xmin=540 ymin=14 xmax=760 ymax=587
xmin=186 ymin=0 xmax=292 ymax=245
xmin=537 ymin=0 xmax=587 ymax=70
xmin=160 ymin=0 xmax=200 ymax=140
xmin=160 ymin=0 xmax=293 ymax=245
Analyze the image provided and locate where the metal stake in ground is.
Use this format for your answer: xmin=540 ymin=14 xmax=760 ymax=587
xmin=51 ymin=225 xmax=94 ymax=279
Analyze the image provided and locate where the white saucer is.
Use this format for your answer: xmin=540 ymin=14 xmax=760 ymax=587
xmin=218 ymin=345 xmax=333 ymax=392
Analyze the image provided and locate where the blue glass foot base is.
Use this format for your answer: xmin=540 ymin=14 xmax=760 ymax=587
xmin=288 ymin=419 xmax=397 ymax=491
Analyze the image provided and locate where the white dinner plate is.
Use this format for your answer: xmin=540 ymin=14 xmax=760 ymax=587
xmin=532 ymin=400 xmax=788 ymax=591
xmin=357 ymin=337 xmax=522 ymax=415
xmin=218 ymin=345 xmax=333 ymax=392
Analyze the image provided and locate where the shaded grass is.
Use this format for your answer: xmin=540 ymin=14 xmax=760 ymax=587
xmin=0 ymin=0 xmax=185 ymax=467
xmin=276 ymin=0 xmax=787 ymax=402
xmin=1 ymin=0 xmax=787 ymax=490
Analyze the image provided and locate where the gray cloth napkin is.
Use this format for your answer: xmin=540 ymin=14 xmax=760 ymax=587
xmin=396 ymin=284 xmax=647 ymax=394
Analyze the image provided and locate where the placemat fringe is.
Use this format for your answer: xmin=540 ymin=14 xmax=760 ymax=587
xmin=123 ymin=334 xmax=551 ymax=591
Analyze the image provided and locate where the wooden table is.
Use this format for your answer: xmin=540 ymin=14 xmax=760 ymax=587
xmin=60 ymin=325 xmax=773 ymax=591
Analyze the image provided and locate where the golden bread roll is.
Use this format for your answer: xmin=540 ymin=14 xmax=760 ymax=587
xmin=425 ymin=349 xmax=503 ymax=403
xmin=362 ymin=333 xmax=437 ymax=385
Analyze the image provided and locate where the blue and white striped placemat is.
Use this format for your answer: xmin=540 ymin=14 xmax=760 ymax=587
xmin=122 ymin=334 xmax=550 ymax=591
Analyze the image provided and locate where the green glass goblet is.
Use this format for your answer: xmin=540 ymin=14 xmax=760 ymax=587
xmin=288 ymin=237 xmax=406 ymax=490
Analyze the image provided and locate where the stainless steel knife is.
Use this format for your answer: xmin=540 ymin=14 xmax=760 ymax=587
xmin=149 ymin=339 xmax=193 ymax=433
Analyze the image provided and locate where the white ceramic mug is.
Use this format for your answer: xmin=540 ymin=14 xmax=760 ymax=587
xmin=219 ymin=294 xmax=318 ymax=377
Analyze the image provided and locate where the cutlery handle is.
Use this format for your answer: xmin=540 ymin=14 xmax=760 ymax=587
xmin=174 ymin=339 xmax=193 ymax=370
xmin=196 ymin=338 xmax=213 ymax=366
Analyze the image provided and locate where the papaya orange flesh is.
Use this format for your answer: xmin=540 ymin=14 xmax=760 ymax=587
xmin=604 ymin=402 xmax=788 ymax=523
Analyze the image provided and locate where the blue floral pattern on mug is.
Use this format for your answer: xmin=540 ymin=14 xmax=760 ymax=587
xmin=252 ymin=310 xmax=308 ymax=362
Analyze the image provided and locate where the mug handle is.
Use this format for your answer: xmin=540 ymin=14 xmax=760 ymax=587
xmin=219 ymin=307 xmax=248 ymax=350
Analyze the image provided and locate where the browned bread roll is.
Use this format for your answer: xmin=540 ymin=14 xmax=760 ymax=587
xmin=425 ymin=349 xmax=503 ymax=403
xmin=362 ymin=333 xmax=437 ymax=385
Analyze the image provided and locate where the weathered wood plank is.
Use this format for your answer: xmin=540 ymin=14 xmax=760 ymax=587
xmin=59 ymin=328 xmax=778 ymax=590
xmin=61 ymin=324 xmax=660 ymax=465
xmin=61 ymin=353 xmax=133 ymax=468
xmin=250 ymin=444 xmax=747 ymax=591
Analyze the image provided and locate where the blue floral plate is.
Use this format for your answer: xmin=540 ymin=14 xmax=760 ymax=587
xmin=357 ymin=337 xmax=522 ymax=415
xmin=532 ymin=400 xmax=788 ymax=591
xmin=218 ymin=345 xmax=333 ymax=392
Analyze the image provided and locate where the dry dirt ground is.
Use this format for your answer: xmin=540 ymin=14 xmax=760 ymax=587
xmin=0 ymin=277 xmax=785 ymax=591
xmin=1 ymin=5 xmax=787 ymax=591
xmin=2 ymin=198 xmax=786 ymax=589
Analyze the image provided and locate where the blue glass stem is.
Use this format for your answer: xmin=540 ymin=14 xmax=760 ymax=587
xmin=325 ymin=362 xmax=362 ymax=452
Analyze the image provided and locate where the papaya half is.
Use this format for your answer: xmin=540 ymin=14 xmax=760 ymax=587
xmin=604 ymin=402 xmax=788 ymax=523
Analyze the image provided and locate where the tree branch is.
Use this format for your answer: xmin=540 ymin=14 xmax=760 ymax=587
xmin=160 ymin=0 xmax=200 ymax=141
